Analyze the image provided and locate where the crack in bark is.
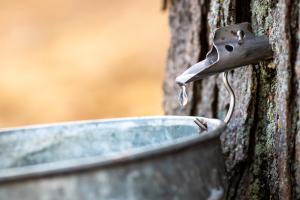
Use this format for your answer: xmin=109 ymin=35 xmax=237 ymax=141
xmin=235 ymin=0 xmax=251 ymax=23
xmin=211 ymin=84 xmax=219 ymax=118
xmin=190 ymin=0 xmax=210 ymax=116
xmin=289 ymin=0 xmax=299 ymax=198
xmin=191 ymin=81 xmax=202 ymax=115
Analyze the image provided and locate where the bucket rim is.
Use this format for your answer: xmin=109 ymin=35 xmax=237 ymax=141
xmin=0 ymin=115 xmax=226 ymax=182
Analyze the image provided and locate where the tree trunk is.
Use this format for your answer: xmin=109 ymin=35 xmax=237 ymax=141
xmin=163 ymin=0 xmax=299 ymax=199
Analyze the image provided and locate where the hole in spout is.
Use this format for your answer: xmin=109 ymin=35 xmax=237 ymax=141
xmin=225 ymin=45 xmax=234 ymax=52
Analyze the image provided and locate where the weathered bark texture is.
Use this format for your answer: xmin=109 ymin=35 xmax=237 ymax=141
xmin=163 ymin=0 xmax=299 ymax=199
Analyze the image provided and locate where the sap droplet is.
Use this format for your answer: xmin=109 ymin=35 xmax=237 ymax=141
xmin=179 ymin=85 xmax=188 ymax=107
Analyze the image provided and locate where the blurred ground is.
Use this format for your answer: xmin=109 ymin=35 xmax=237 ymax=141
xmin=0 ymin=0 xmax=169 ymax=127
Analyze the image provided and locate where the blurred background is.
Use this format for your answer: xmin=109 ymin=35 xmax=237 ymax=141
xmin=0 ymin=0 xmax=169 ymax=127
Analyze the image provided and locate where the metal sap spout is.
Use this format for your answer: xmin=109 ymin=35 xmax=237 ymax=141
xmin=176 ymin=22 xmax=273 ymax=85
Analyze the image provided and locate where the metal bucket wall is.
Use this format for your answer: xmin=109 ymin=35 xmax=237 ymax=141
xmin=0 ymin=116 xmax=226 ymax=200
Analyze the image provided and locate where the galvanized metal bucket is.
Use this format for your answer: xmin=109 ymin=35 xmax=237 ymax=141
xmin=0 ymin=116 xmax=226 ymax=200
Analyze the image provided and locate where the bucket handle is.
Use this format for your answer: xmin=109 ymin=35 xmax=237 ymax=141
xmin=194 ymin=71 xmax=235 ymax=131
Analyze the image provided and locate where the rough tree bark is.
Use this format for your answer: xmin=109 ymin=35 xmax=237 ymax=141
xmin=163 ymin=0 xmax=299 ymax=199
